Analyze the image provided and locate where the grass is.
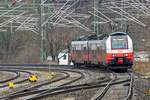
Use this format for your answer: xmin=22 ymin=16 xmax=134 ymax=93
xmin=0 ymin=73 xmax=5 ymax=80
xmin=132 ymin=61 xmax=150 ymax=74
xmin=0 ymin=71 xmax=62 ymax=96
xmin=0 ymin=72 xmax=14 ymax=80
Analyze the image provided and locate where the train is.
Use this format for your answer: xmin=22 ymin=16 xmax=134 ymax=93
xmin=70 ymin=32 xmax=133 ymax=69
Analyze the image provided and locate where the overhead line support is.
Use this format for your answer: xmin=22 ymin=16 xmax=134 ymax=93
xmin=94 ymin=0 xmax=99 ymax=35
xmin=121 ymin=0 xmax=126 ymax=32
xmin=40 ymin=0 xmax=47 ymax=62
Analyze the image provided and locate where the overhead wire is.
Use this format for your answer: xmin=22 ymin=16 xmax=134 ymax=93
xmin=107 ymin=7 xmax=146 ymax=27
xmin=112 ymin=3 xmax=146 ymax=27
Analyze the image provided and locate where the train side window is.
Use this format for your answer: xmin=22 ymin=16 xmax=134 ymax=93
xmin=76 ymin=44 xmax=81 ymax=50
xmin=88 ymin=44 xmax=91 ymax=50
xmin=81 ymin=44 xmax=83 ymax=50
xmin=83 ymin=47 xmax=86 ymax=54
xmin=73 ymin=45 xmax=75 ymax=50
xmin=97 ymin=47 xmax=99 ymax=50
xmin=72 ymin=45 xmax=74 ymax=50
xmin=91 ymin=44 xmax=96 ymax=50
xmin=97 ymin=47 xmax=101 ymax=55
xmin=77 ymin=51 xmax=81 ymax=57
xmin=92 ymin=51 xmax=96 ymax=58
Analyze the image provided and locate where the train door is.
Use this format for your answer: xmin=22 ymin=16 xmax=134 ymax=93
xmin=81 ymin=43 xmax=88 ymax=64
xmin=75 ymin=43 xmax=82 ymax=63
xmin=97 ymin=41 xmax=103 ymax=64
xmin=89 ymin=42 xmax=97 ymax=64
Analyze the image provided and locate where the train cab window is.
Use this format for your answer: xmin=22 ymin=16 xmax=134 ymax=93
xmin=111 ymin=36 xmax=127 ymax=49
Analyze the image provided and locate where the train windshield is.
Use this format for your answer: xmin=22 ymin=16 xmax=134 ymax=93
xmin=111 ymin=35 xmax=127 ymax=49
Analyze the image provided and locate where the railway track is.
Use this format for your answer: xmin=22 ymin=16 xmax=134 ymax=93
xmin=93 ymin=71 xmax=134 ymax=100
xmin=0 ymin=69 xmax=85 ymax=100
xmin=0 ymin=70 xmax=20 ymax=84
xmin=0 ymin=70 xmax=33 ymax=88
xmin=23 ymin=71 xmax=133 ymax=100
xmin=0 ymin=65 xmax=135 ymax=100
xmin=126 ymin=72 xmax=134 ymax=100
xmin=94 ymin=71 xmax=117 ymax=100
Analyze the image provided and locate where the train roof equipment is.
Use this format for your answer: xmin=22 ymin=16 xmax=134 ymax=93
xmin=74 ymin=34 xmax=108 ymax=41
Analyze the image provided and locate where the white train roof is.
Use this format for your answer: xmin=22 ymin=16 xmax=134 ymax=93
xmin=71 ymin=41 xmax=88 ymax=45
xmin=110 ymin=32 xmax=127 ymax=36
xmin=88 ymin=40 xmax=103 ymax=43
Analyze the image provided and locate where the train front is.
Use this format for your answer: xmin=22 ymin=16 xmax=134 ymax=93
xmin=106 ymin=32 xmax=133 ymax=68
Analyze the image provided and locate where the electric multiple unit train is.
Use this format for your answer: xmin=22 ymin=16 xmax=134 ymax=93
xmin=70 ymin=32 xmax=133 ymax=69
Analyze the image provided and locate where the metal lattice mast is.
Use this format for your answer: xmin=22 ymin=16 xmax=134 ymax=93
xmin=4 ymin=0 xmax=13 ymax=34
xmin=1 ymin=0 xmax=8 ymax=32
xmin=10 ymin=3 xmax=13 ymax=34
xmin=94 ymin=0 xmax=99 ymax=35
xmin=4 ymin=0 xmax=8 ymax=8
xmin=48 ymin=1 xmax=51 ymax=28
xmin=121 ymin=0 xmax=126 ymax=32
xmin=40 ymin=0 xmax=47 ymax=62
xmin=33 ymin=0 xmax=39 ymax=28
xmin=33 ymin=0 xmax=36 ymax=11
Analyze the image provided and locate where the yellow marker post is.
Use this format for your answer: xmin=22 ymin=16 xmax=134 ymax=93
xmin=149 ymin=89 xmax=150 ymax=96
xmin=32 ymin=76 xmax=37 ymax=82
xmin=51 ymin=72 xmax=55 ymax=76
xmin=9 ymin=82 xmax=14 ymax=88
xmin=51 ymin=72 xmax=55 ymax=79
xmin=29 ymin=76 xmax=32 ymax=82
xmin=29 ymin=75 xmax=37 ymax=82
xmin=48 ymin=72 xmax=55 ymax=79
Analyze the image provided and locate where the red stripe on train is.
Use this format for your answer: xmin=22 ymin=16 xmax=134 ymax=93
xmin=106 ymin=52 xmax=133 ymax=63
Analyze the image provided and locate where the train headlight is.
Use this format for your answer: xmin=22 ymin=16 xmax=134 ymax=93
xmin=112 ymin=54 xmax=116 ymax=57
xmin=124 ymin=54 xmax=128 ymax=57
